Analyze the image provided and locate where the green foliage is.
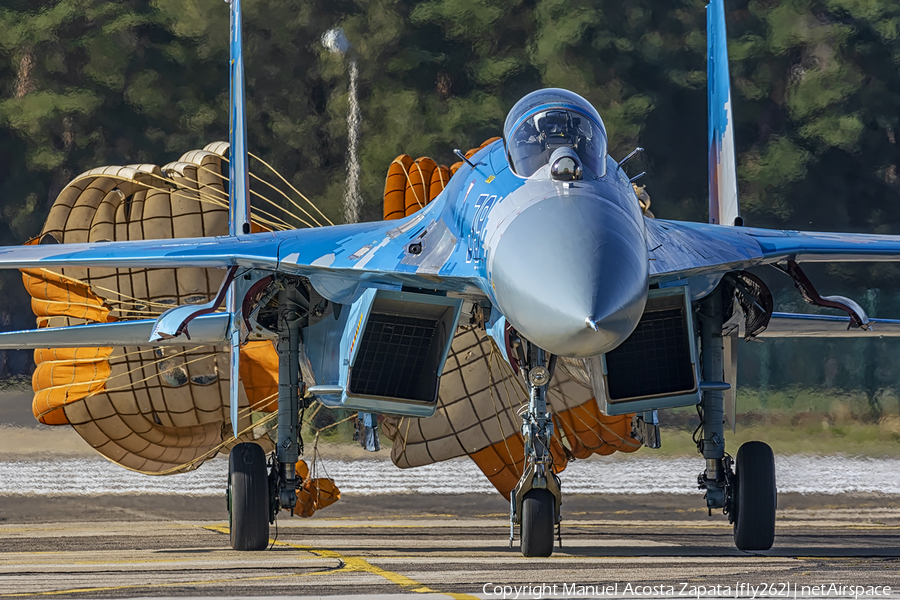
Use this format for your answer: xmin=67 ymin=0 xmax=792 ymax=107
xmin=655 ymin=387 xmax=900 ymax=456
xmin=3 ymin=0 xmax=900 ymax=231
xmin=3 ymin=0 xmax=900 ymax=389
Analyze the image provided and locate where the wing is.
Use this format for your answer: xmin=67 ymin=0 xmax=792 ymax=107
xmin=0 ymin=215 xmax=483 ymax=303
xmin=647 ymin=219 xmax=900 ymax=283
xmin=0 ymin=314 xmax=230 ymax=349
xmin=761 ymin=312 xmax=900 ymax=338
xmin=0 ymin=234 xmax=281 ymax=270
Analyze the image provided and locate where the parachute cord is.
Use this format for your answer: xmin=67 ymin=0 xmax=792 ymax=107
xmin=167 ymin=173 xmax=300 ymax=230
xmin=67 ymin=172 xmax=290 ymax=232
xmin=486 ymin=339 xmax=521 ymax=479
xmin=31 ymin=347 xmax=205 ymax=402
xmin=190 ymin=163 xmax=317 ymax=229
xmin=245 ymin=151 xmax=334 ymax=226
xmin=497 ymin=347 xmax=638 ymax=452
xmin=54 ymin=277 xmax=195 ymax=311
xmin=297 ymin=406 xmax=306 ymax=457
xmin=491 ymin=342 xmax=528 ymax=416
xmin=400 ymin=416 xmax=412 ymax=458
xmin=545 ymin=382 xmax=639 ymax=450
xmin=411 ymin=162 xmax=426 ymax=209
xmin=101 ymin=351 xmax=228 ymax=393
xmin=397 ymin=160 xmax=424 ymax=209
xmin=133 ymin=408 xmax=280 ymax=476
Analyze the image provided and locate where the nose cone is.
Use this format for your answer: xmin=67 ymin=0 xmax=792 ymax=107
xmin=487 ymin=193 xmax=648 ymax=358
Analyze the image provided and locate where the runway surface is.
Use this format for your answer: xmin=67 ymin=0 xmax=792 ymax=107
xmin=3 ymin=455 xmax=900 ymax=496
xmin=1 ymin=493 xmax=898 ymax=599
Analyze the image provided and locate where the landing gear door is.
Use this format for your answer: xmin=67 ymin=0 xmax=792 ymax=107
xmin=724 ymin=329 xmax=738 ymax=432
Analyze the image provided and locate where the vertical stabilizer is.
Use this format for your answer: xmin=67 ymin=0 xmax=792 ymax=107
xmin=229 ymin=0 xmax=251 ymax=236
xmin=707 ymin=0 xmax=740 ymax=226
xmin=227 ymin=0 xmax=250 ymax=436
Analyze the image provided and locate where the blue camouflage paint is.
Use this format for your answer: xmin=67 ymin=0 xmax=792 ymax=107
xmin=707 ymin=0 xmax=740 ymax=227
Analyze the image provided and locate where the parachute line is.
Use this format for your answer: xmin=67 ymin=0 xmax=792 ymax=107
xmin=246 ymin=151 xmax=334 ymax=226
xmin=193 ymin=163 xmax=318 ymax=229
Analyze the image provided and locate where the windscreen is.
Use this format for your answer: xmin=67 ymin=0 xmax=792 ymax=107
xmin=503 ymin=89 xmax=608 ymax=179
xmin=508 ymin=109 xmax=606 ymax=178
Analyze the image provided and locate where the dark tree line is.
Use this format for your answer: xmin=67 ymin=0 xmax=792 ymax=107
xmin=2 ymin=0 xmax=900 ymax=398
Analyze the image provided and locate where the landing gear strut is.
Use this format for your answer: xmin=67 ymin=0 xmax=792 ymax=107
xmin=697 ymin=289 xmax=776 ymax=551
xmin=510 ymin=342 xmax=561 ymax=557
xmin=228 ymin=285 xmax=309 ymax=550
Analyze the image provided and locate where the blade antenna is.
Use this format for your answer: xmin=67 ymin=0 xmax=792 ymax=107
xmin=227 ymin=0 xmax=251 ymax=436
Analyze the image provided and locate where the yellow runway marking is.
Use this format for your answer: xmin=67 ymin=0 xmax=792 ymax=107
xmin=204 ymin=525 xmax=479 ymax=600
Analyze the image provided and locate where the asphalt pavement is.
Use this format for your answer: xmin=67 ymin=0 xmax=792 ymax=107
xmin=1 ymin=492 xmax=898 ymax=599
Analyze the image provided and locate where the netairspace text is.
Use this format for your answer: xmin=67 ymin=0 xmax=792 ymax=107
xmin=480 ymin=582 xmax=894 ymax=599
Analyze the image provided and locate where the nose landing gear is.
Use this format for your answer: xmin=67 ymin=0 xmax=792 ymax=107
xmin=509 ymin=343 xmax=561 ymax=557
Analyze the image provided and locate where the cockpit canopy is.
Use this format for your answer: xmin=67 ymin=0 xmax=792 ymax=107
xmin=503 ymin=89 xmax=608 ymax=179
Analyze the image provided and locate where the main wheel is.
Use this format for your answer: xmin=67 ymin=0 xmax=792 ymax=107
xmin=228 ymin=443 xmax=269 ymax=551
xmin=520 ymin=489 xmax=555 ymax=557
xmin=733 ymin=441 xmax=776 ymax=551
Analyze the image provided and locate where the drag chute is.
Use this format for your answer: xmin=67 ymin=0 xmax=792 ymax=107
xmin=21 ymin=144 xmax=280 ymax=475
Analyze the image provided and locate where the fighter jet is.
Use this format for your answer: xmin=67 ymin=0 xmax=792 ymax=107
xmin=1 ymin=0 xmax=899 ymax=558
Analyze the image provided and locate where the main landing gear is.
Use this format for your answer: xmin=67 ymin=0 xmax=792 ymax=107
xmin=509 ymin=342 xmax=561 ymax=558
xmin=227 ymin=285 xmax=310 ymax=550
xmin=697 ymin=289 xmax=776 ymax=551
xmin=227 ymin=442 xmax=269 ymax=550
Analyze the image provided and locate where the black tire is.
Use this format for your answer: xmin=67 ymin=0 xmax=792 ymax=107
xmin=733 ymin=441 xmax=776 ymax=551
xmin=521 ymin=489 xmax=555 ymax=557
xmin=228 ymin=443 xmax=269 ymax=551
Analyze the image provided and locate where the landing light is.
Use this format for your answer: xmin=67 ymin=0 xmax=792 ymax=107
xmin=528 ymin=366 xmax=550 ymax=386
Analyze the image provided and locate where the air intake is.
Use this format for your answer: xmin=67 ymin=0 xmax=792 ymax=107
xmin=350 ymin=313 xmax=441 ymax=401
xmin=599 ymin=285 xmax=700 ymax=416
xmin=315 ymin=288 xmax=462 ymax=418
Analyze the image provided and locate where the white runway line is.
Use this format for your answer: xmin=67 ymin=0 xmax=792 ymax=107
xmin=0 ymin=454 xmax=898 ymax=496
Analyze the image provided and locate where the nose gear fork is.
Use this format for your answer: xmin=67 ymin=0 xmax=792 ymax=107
xmin=509 ymin=344 xmax=562 ymax=557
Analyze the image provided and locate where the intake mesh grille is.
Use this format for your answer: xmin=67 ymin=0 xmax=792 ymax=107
xmin=605 ymin=306 xmax=695 ymax=401
xmin=349 ymin=313 xmax=438 ymax=401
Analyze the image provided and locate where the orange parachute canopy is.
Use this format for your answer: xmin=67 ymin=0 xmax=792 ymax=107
xmin=21 ymin=244 xmax=115 ymax=425
xmin=18 ymin=144 xmax=278 ymax=475
xmin=22 ymin=263 xmax=112 ymax=327
xmin=404 ymin=157 xmax=437 ymax=217
xmin=293 ymin=459 xmax=341 ymax=518
xmin=31 ymin=346 xmax=113 ymax=426
xmin=383 ymin=138 xmax=501 ymax=221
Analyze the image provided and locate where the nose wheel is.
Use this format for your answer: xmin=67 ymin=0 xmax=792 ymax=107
xmin=227 ymin=442 xmax=270 ymax=551
xmin=521 ymin=488 xmax=556 ymax=557
xmin=731 ymin=441 xmax=776 ymax=551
